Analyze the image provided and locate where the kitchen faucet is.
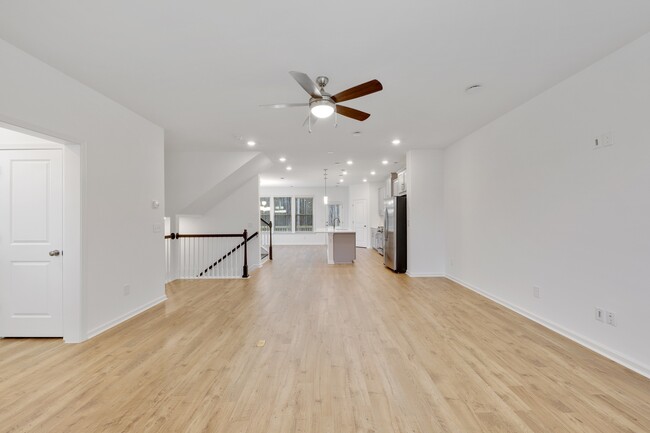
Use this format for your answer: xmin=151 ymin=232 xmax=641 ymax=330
xmin=333 ymin=217 xmax=341 ymax=230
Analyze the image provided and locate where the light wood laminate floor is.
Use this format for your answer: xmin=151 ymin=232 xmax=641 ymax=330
xmin=1 ymin=246 xmax=649 ymax=433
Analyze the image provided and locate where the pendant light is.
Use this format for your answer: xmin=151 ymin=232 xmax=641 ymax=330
xmin=323 ymin=169 xmax=328 ymax=205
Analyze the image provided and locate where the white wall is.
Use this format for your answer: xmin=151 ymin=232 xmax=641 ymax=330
xmin=406 ymin=150 xmax=446 ymax=277
xmin=178 ymin=175 xmax=261 ymax=272
xmin=259 ymin=186 xmax=349 ymax=246
xmin=0 ymin=39 xmax=166 ymax=339
xmin=444 ymin=33 xmax=650 ymax=376
xmin=165 ymin=150 xmax=258 ymax=216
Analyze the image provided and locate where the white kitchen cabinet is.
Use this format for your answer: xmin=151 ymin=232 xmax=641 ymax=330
xmin=396 ymin=170 xmax=407 ymax=195
xmin=386 ymin=173 xmax=397 ymax=198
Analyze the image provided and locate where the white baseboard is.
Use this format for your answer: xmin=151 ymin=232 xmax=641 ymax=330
xmin=445 ymin=274 xmax=650 ymax=379
xmin=407 ymin=272 xmax=446 ymax=278
xmin=86 ymin=295 xmax=167 ymax=340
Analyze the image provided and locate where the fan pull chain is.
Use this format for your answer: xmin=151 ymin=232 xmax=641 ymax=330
xmin=308 ymin=109 xmax=312 ymax=133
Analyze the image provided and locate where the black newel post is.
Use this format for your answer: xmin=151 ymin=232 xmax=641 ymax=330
xmin=269 ymin=221 xmax=273 ymax=261
xmin=242 ymin=229 xmax=249 ymax=278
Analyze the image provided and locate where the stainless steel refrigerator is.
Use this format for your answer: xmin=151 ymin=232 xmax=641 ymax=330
xmin=384 ymin=195 xmax=407 ymax=273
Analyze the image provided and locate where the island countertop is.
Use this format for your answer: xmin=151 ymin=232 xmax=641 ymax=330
xmin=314 ymin=228 xmax=356 ymax=234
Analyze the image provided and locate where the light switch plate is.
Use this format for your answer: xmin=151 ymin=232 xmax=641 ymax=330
xmin=594 ymin=132 xmax=614 ymax=150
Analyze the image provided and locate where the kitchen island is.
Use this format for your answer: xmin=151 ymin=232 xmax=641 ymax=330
xmin=316 ymin=228 xmax=356 ymax=264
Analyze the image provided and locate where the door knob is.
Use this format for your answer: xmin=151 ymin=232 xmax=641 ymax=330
xmin=49 ymin=250 xmax=60 ymax=257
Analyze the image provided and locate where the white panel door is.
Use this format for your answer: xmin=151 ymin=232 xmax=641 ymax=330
xmin=0 ymin=150 xmax=63 ymax=337
xmin=353 ymin=199 xmax=368 ymax=248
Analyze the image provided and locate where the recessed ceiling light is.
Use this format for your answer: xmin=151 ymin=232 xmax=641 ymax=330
xmin=352 ymin=131 xmax=362 ymax=136
xmin=370 ymin=171 xmax=376 ymax=175
xmin=362 ymin=179 xmax=367 ymax=182
xmin=247 ymin=140 xmax=256 ymax=146
xmin=279 ymin=157 xmax=286 ymax=162
xmin=465 ymin=84 xmax=483 ymax=94
xmin=280 ymin=177 xmax=285 ymax=180
xmin=392 ymin=139 xmax=401 ymax=145
xmin=286 ymin=166 xmax=292 ymax=171
xmin=347 ymin=160 xmax=353 ymax=165
xmin=335 ymin=161 xmax=341 ymax=165
xmin=382 ymin=160 xmax=389 ymax=165
xmin=342 ymin=170 xmax=347 ymax=175
xmin=327 ymin=151 xmax=334 ymax=154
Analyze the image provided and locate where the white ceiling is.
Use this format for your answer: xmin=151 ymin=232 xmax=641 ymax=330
xmin=1 ymin=0 xmax=649 ymax=186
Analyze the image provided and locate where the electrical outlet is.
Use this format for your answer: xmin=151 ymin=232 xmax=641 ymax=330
xmin=533 ymin=286 xmax=540 ymax=299
xmin=606 ymin=311 xmax=616 ymax=327
xmin=153 ymin=223 xmax=162 ymax=233
xmin=123 ymin=284 xmax=131 ymax=296
xmin=595 ymin=308 xmax=604 ymax=322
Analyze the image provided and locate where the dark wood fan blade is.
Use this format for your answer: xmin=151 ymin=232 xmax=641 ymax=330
xmin=289 ymin=71 xmax=322 ymax=98
xmin=336 ymin=105 xmax=371 ymax=121
xmin=260 ymin=103 xmax=308 ymax=108
xmin=331 ymin=79 xmax=383 ymax=103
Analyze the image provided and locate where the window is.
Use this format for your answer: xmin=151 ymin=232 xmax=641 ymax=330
xmin=295 ymin=197 xmax=314 ymax=232
xmin=273 ymin=197 xmax=292 ymax=232
xmin=327 ymin=204 xmax=341 ymax=227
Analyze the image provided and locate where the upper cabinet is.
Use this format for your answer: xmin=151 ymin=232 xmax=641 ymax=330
xmin=393 ymin=170 xmax=407 ymax=196
xmin=384 ymin=171 xmax=407 ymax=199
xmin=385 ymin=176 xmax=393 ymax=199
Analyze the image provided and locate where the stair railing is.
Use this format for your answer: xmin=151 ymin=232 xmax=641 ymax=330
xmin=260 ymin=218 xmax=273 ymax=261
xmin=164 ymin=234 xmax=174 ymax=282
xmin=165 ymin=230 xmax=258 ymax=279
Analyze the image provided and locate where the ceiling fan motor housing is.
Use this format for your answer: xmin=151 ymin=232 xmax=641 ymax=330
xmin=316 ymin=76 xmax=329 ymax=89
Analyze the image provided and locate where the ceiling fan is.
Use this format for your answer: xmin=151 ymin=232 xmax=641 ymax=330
xmin=262 ymin=71 xmax=383 ymax=129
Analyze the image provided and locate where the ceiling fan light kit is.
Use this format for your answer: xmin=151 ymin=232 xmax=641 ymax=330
xmin=310 ymin=99 xmax=335 ymax=119
xmin=262 ymin=71 xmax=383 ymax=132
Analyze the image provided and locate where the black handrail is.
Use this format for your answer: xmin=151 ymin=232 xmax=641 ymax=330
xmin=176 ymin=233 xmax=246 ymax=238
xmin=167 ymin=230 xmax=258 ymax=278
xmin=260 ymin=218 xmax=273 ymax=260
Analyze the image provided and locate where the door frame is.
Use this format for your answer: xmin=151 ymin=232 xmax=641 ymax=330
xmin=0 ymin=119 xmax=84 ymax=343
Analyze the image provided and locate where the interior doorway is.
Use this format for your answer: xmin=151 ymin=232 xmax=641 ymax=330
xmin=0 ymin=123 xmax=82 ymax=342
xmin=353 ymin=198 xmax=368 ymax=248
